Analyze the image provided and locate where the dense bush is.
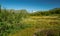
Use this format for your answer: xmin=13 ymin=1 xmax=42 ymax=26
xmin=0 ymin=5 xmax=30 ymax=36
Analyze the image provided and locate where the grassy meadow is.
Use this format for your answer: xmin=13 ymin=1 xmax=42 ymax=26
xmin=9 ymin=16 xmax=60 ymax=36
xmin=0 ymin=5 xmax=60 ymax=36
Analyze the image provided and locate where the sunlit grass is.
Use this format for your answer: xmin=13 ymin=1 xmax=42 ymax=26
xmin=9 ymin=16 xmax=60 ymax=36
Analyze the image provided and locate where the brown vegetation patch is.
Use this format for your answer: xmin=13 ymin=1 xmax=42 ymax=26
xmin=34 ymin=29 xmax=60 ymax=36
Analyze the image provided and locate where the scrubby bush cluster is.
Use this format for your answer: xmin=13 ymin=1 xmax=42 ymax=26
xmin=0 ymin=5 xmax=30 ymax=36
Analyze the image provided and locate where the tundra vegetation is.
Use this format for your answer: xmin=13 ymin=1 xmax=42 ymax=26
xmin=0 ymin=5 xmax=60 ymax=36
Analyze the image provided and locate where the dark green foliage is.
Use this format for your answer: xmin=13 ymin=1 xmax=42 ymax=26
xmin=0 ymin=5 xmax=1 ymax=13
xmin=0 ymin=6 xmax=29 ymax=36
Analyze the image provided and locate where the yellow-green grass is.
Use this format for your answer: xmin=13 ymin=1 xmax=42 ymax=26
xmin=8 ymin=16 xmax=60 ymax=36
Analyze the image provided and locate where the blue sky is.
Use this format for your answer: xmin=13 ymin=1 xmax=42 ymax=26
xmin=0 ymin=0 xmax=60 ymax=12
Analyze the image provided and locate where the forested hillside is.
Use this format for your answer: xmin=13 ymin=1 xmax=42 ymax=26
xmin=30 ymin=8 xmax=60 ymax=16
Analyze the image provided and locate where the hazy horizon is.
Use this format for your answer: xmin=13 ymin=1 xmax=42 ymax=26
xmin=0 ymin=0 xmax=60 ymax=12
